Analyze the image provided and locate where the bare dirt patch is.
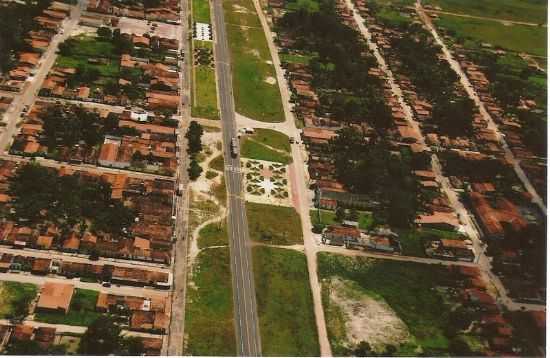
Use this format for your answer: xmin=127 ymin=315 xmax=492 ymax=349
xmin=329 ymin=278 xmax=411 ymax=352
xmin=264 ymin=76 xmax=276 ymax=85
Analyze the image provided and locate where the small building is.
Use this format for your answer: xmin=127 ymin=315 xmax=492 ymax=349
xmin=321 ymin=225 xmax=360 ymax=246
xmin=36 ymin=282 xmax=74 ymax=314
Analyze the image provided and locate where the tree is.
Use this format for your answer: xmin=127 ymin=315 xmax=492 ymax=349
xmin=119 ymin=336 xmax=146 ymax=355
xmin=4 ymin=340 xmax=66 ymax=355
xmin=97 ymin=26 xmax=112 ymax=39
xmin=78 ymin=317 xmax=122 ymax=355
xmin=335 ymin=206 xmax=346 ymax=222
xmin=186 ymin=121 xmax=204 ymax=155
xmin=188 ymin=159 xmax=203 ymax=181
xmin=353 ymin=341 xmax=374 ymax=356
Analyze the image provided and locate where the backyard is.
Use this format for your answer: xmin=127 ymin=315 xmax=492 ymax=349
xmin=253 ymin=246 xmax=319 ymax=356
xmin=0 ymin=281 xmax=37 ymax=319
xmin=223 ymin=0 xmax=284 ymax=122
xmin=35 ymin=288 xmax=101 ymax=326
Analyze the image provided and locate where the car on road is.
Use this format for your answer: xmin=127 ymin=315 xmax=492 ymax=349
xmin=289 ymin=136 xmax=295 ymax=144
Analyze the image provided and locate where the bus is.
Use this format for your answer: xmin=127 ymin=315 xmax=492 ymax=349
xmin=230 ymin=137 xmax=239 ymax=157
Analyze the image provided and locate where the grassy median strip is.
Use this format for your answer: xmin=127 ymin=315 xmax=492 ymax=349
xmin=0 ymin=282 xmax=37 ymax=319
xmin=246 ymin=202 xmax=303 ymax=245
xmin=223 ymin=0 xmax=284 ymax=122
xmin=192 ymin=0 xmax=211 ymax=23
xmin=192 ymin=40 xmax=219 ymax=120
xmin=35 ymin=289 xmax=101 ymax=326
xmin=185 ymin=246 xmax=235 ymax=355
xmin=253 ymin=246 xmax=319 ymax=356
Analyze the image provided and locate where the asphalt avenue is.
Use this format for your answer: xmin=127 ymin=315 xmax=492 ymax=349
xmin=211 ymin=0 xmax=262 ymax=355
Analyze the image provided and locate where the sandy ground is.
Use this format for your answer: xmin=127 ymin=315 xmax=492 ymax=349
xmin=329 ymin=278 xmax=410 ymax=352
xmin=264 ymin=76 xmax=276 ymax=84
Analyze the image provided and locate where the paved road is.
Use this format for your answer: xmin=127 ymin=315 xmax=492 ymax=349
xmin=211 ymin=0 xmax=262 ymax=355
xmin=165 ymin=0 xmax=192 ymax=352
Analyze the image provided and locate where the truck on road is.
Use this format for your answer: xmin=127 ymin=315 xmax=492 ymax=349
xmin=230 ymin=137 xmax=239 ymax=157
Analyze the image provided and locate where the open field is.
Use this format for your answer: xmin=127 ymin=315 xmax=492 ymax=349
xmin=35 ymin=288 xmax=101 ymax=326
xmin=248 ymin=129 xmax=290 ymax=152
xmin=246 ymin=202 xmax=303 ymax=245
xmin=185 ymin=247 xmax=236 ymax=356
xmin=223 ymin=0 xmax=284 ymax=122
xmin=197 ymin=221 xmax=228 ymax=249
xmin=423 ymin=0 xmax=547 ymax=24
xmin=318 ymin=253 xmax=484 ymax=355
xmin=192 ymin=40 xmax=219 ymax=120
xmin=252 ymin=246 xmax=319 ymax=356
xmin=241 ymin=138 xmax=291 ymax=163
xmin=0 ymin=282 xmax=37 ymax=319
xmin=310 ymin=209 xmax=374 ymax=231
xmin=192 ymin=0 xmax=211 ymax=23
xmin=436 ymin=15 xmax=547 ymax=56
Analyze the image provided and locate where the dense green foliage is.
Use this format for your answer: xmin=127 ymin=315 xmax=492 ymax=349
xmin=0 ymin=0 xmax=52 ymax=72
xmin=0 ymin=282 xmax=37 ymax=320
xmin=330 ymin=129 xmax=420 ymax=227
xmin=278 ymin=0 xmax=392 ymax=131
xmin=186 ymin=121 xmax=204 ymax=181
xmin=78 ymin=316 xmax=145 ymax=355
xmin=9 ymin=163 xmax=136 ymax=236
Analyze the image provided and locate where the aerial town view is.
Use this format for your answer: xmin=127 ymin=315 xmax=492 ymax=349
xmin=0 ymin=0 xmax=546 ymax=355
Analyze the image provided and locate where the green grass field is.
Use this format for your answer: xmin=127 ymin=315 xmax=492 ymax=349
xmin=310 ymin=209 xmax=374 ymax=231
xmin=424 ymin=0 xmax=547 ymax=24
xmin=437 ymin=14 xmax=547 ymax=56
xmin=253 ymin=246 xmax=319 ymax=356
xmin=64 ymin=36 xmax=117 ymax=58
xmin=192 ymin=41 xmax=219 ymax=120
xmin=246 ymin=202 xmax=303 ymax=245
xmin=223 ymin=0 xmax=285 ymax=122
xmin=317 ymin=253 xmax=485 ymax=355
xmin=198 ymin=221 xmax=228 ymax=249
xmin=209 ymin=154 xmax=225 ymax=171
xmin=56 ymin=55 xmax=120 ymax=77
xmin=248 ymin=129 xmax=290 ymax=152
xmin=397 ymin=227 xmax=463 ymax=257
xmin=185 ymin=247 xmax=236 ymax=356
xmin=192 ymin=0 xmax=211 ymax=23
xmin=241 ymin=138 xmax=291 ymax=163
xmin=35 ymin=289 xmax=101 ymax=326
xmin=0 ymin=282 xmax=37 ymax=319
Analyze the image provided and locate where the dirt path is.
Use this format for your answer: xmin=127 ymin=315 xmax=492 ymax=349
xmin=420 ymin=7 xmax=547 ymax=27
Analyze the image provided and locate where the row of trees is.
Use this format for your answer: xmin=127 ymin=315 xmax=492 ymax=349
xmin=186 ymin=121 xmax=204 ymax=180
xmin=277 ymin=0 xmax=393 ymax=132
xmin=9 ymin=163 xmax=136 ymax=236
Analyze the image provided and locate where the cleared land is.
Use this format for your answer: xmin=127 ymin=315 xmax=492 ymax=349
xmin=185 ymin=246 xmax=236 ymax=355
xmin=246 ymin=202 xmax=303 ymax=245
xmin=223 ymin=0 xmax=284 ymax=122
xmin=0 ymin=282 xmax=37 ymax=319
xmin=436 ymin=15 xmax=547 ymax=56
xmin=253 ymin=246 xmax=319 ymax=356
xmin=424 ymin=0 xmax=547 ymax=24
xmin=318 ymin=253 xmax=485 ymax=356
xmin=35 ymin=288 xmax=101 ymax=326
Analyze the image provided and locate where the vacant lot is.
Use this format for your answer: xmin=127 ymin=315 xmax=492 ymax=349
xmin=192 ymin=41 xmax=219 ymax=120
xmin=436 ymin=15 xmax=547 ymax=56
xmin=223 ymin=0 xmax=284 ymax=122
xmin=310 ymin=209 xmax=374 ymax=231
xmin=253 ymin=246 xmax=319 ymax=356
xmin=35 ymin=288 xmax=101 ymax=326
xmin=198 ymin=221 xmax=228 ymax=249
xmin=0 ymin=282 xmax=37 ymax=319
xmin=185 ymin=247 xmax=235 ymax=355
xmin=241 ymin=138 xmax=291 ymax=164
xmin=317 ymin=253 xmax=484 ymax=355
xmin=424 ymin=0 xmax=547 ymax=24
xmin=246 ymin=202 xmax=303 ymax=245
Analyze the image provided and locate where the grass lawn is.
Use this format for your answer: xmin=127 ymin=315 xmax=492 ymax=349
xmin=192 ymin=0 xmax=211 ymax=23
xmin=279 ymin=52 xmax=314 ymax=65
xmin=223 ymin=0 xmax=284 ymax=122
xmin=185 ymin=247 xmax=235 ymax=355
xmin=423 ymin=0 xmax=547 ymax=24
xmin=35 ymin=289 xmax=101 ymax=326
xmin=65 ymin=36 xmax=117 ymax=58
xmin=248 ymin=128 xmax=290 ymax=152
xmin=56 ymin=55 xmax=120 ymax=77
xmin=253 ymin=246 xmax=319 ymax=356
xmin=310 ymin=209 xmax=374 ymax=230
xmin=198 ymin=221 xmax=228 ymax=249
xmin=436 ymin=14 xmax=547 ymax=56
xmin=241 ymin=138 xmax=291 ymax=164
xmin=317 ymin=253 xmax=467 ymax=355
xmin=209 ymin=154 xmax=225 ymax=171
xmin=192 ymin=41 xmax=219 ymax=120
xmin=246 ymin=202 xmax=303 ymax=245
xmin=0 ymin=282 xmax=37 ymax=319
